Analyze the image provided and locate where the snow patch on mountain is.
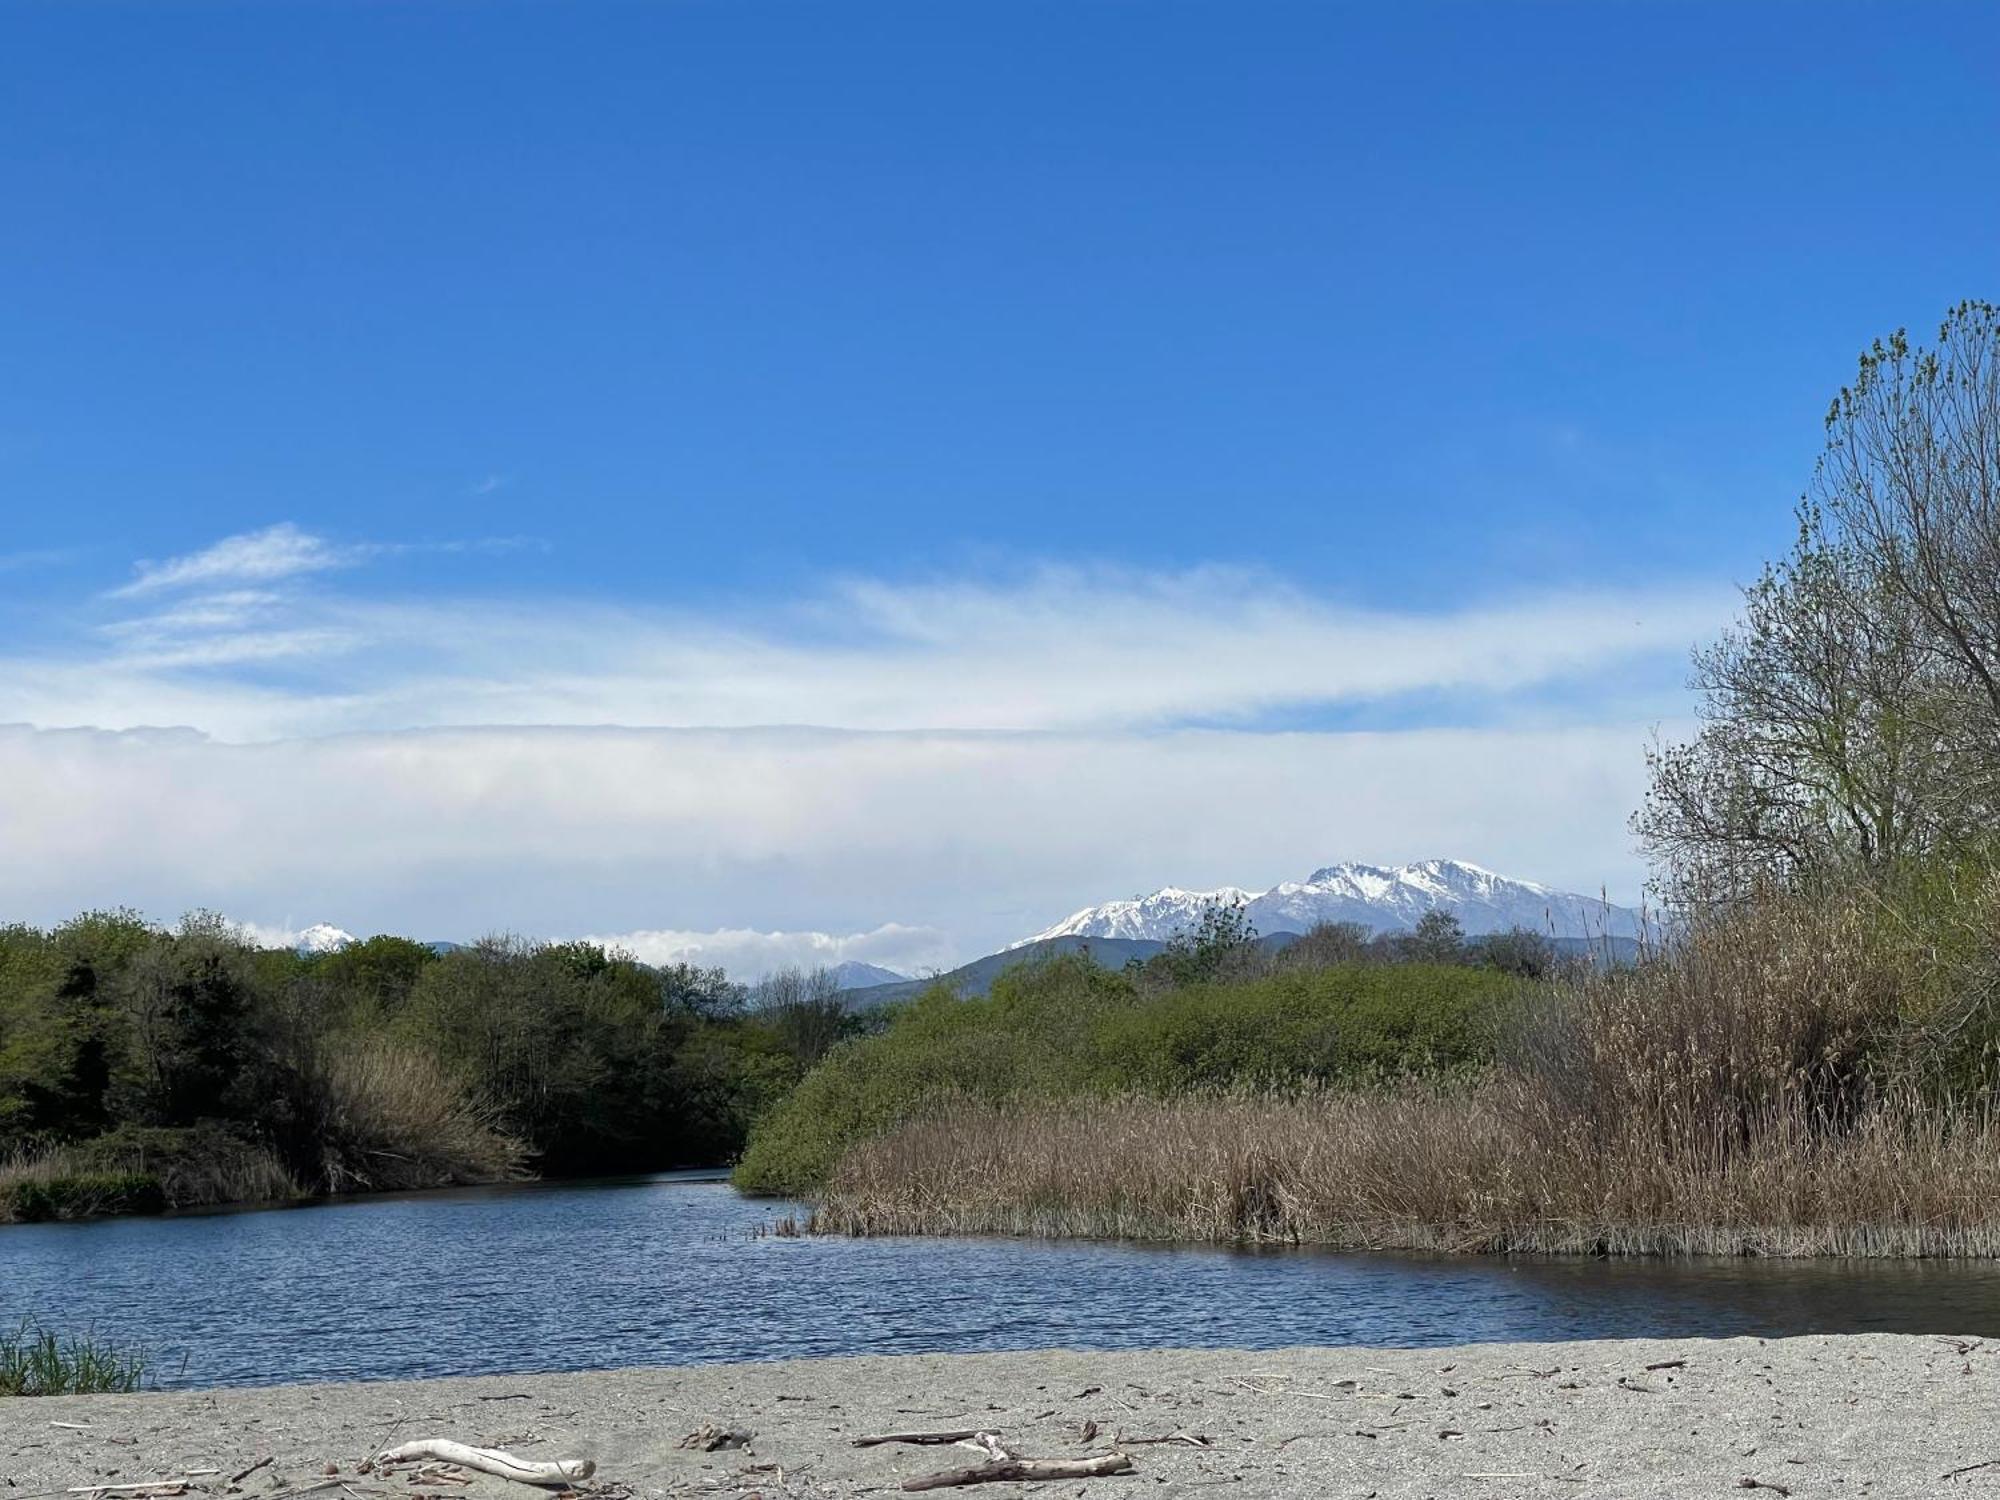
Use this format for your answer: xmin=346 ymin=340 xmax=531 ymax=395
xmin=1022 ymin=859 xmax=1643 ymax=946
xmin=293 ymin=923 xmax=356 ymax=955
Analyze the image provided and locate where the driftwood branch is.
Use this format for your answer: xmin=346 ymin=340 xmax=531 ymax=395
xmin=376 ymin=1439 xmax=595 ymax=1487
xmin=852 ymin=1429 xmax=984 ymax=1448
xmin=901 ymin=1452 xmax=1134 ymax=1491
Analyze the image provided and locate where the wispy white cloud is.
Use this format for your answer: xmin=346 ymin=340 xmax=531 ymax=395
xmin=16 ymin=526 xmax=1725 ymax=741
xmin=110 ymin=524 xmax=539 ymax=602
xmin=115 ymin=523 xmax=351 ymax=597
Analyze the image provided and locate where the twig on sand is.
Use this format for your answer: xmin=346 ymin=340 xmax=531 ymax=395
xmin=901 ymin=1453 xmax=1135 ymax=1491
xmin=1738 ymin=1479 xmax=1792 ymax=1497
xmin=852 ymin=1429 xmax=983 ymax=1448
xmin=229 ymin=1457 xmax=273 ymax=1485
xmin=1942 ymin=1457 xmax=2000 ymax=1481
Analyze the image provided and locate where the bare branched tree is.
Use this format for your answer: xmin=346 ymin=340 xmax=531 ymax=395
xmin=752 ymin=965 xmax=850 ymax=1069
xmin=1641 ymin=302 xmax=2000 ymax=901
xmin=1816 ymin=300 xmax=2000 ymax=789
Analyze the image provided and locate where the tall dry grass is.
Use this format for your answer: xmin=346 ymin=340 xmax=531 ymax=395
xmin=0 ymin=1131 xmax=299 ymax=1223
xmin=310 ymin=1040 xmax=529 ymax=1193
xmin=820 ymin=1092 xmax=2000 ymax=1257
xmin=820 ymin=889 xmax=2000 ymax=1257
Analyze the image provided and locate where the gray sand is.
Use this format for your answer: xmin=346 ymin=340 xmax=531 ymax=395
xmin=7 ymin=1335 xmax=1996 ymax=1498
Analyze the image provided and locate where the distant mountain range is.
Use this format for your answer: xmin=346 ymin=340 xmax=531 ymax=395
xmin=1025 ymin=858 xmax=1644 ymax=946
xmin=836 ymin=858 xmax=1646 ymax=1008
xmin=827 ymin=960 xmax=909 ymax=990
xmin=276 ymin=858 xmax=1639 ymax=1002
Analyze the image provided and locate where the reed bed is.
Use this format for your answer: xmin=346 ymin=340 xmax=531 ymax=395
xmin=819 ymin=887 xmax=2000 ymax=1257
xmin=308 ymin=1040 xmax=530 ymax=1194
xmin=0 ymin=1130 xmax=300 ymax=1223
xmin=0 ymin=1149 xmax=161 ymax=1223
xmin=819 ymin=1091 xmax=2000 ymax=1256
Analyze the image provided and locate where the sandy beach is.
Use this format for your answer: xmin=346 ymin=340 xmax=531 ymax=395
xmin=7 ymin=1334 xmax=1998 ymax=1499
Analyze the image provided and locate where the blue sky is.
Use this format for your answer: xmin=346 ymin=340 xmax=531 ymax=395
xmin=3 ymin=2 xmax=1995 ymax=973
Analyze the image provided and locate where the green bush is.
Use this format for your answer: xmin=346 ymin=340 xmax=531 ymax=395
xmin=733 ymin=953 xmax=1527 ymax=1195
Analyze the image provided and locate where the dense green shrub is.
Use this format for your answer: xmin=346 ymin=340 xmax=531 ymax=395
xmin=0 ymin=912 xmax=815 ymax=1217
xmin=734 ymin=953 xmax=1527 ymax=1195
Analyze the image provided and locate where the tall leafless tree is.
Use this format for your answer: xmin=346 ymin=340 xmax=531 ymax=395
xmin=1641 ymin=303 xmax=2000 ymax=900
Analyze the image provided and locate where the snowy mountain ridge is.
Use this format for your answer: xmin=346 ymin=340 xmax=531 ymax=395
xmin=1021 ymin=858 xmax=1644 ymax=946
xmin=293 ymin=923 xmax=356 ymax=956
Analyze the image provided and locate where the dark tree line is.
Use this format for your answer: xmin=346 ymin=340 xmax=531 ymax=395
xmin=0 ymin=911 xmax=865 ymax=1211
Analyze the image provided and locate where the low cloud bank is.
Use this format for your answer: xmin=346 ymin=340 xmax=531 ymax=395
xmin=0 ymin=721 xmax=1666 ymax=965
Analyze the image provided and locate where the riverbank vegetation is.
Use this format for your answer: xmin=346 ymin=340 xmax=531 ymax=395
xmin=0 ymin=1324 xmax=147 ymax=1396
xmin=0 ymin=918 xmax=851 ymax=1222
xmin=815 ymin=879 xmax=2000 ymax=1255
xmin=734 ymin=942 xmax=1531 ymax=1194
xmin=755 ymin=304 xmax=2000 ymax=1257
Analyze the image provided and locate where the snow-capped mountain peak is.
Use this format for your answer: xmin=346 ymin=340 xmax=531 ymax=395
xmin=1021 ymin=859 xmax=1641 ymax=946
xmin=1024 ymin=885 xmax=1258 ymax=946
xmin=294 ymin=923 xmax=356 ymax=956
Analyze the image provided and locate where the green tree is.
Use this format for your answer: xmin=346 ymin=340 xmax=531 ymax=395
xmin=1136 ymin=900 xmax=1264 ymax=991
xmin=1403 ymin=910 xmax=1466 ymax=965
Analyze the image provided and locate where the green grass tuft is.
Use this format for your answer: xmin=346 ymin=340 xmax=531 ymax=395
xmin=0 ymin=1323 xmax=147 ymax=1396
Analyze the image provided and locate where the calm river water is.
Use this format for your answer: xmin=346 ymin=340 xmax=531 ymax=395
xmin=10 ymin=1173 xmax=2000 ymax=1389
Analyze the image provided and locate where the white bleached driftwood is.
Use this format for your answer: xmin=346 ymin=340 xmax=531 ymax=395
xmin=376 ymin=1439 xmax=595 ymax=1487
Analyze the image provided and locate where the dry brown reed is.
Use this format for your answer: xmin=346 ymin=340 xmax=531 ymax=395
xmin=820 ymin=1091 xmax=2000 ymax=1257
xmin=312 ymin=1039 xmax=530 ymax=1193
xmin=0 ymin=1133 xmax=299 ymax=1221
xmin=821 ymin=890 xmax=2000 ymax=1257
